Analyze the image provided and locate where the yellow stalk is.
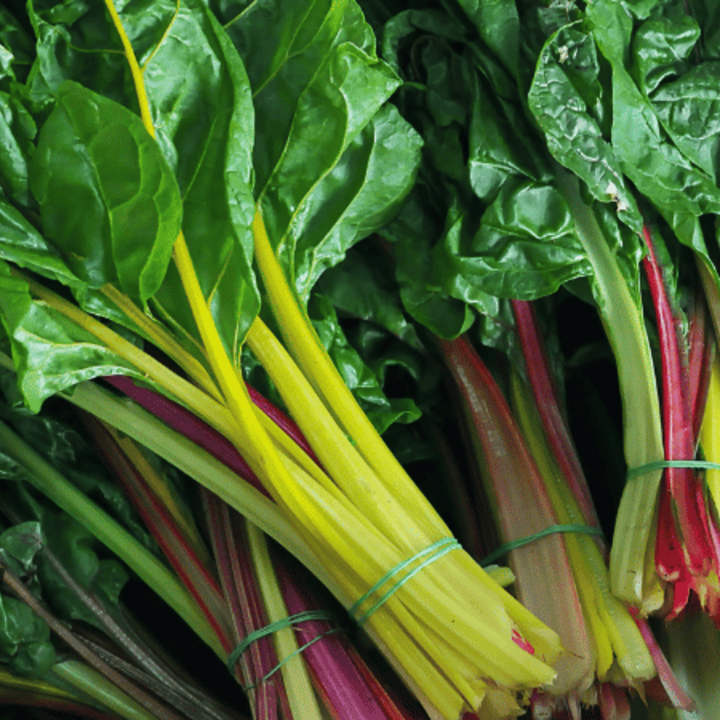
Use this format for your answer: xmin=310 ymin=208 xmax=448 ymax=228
xmin=103 ymin=0 xmax=155 ymax=139
xmin=247 ymin=317 xmax=434 ymax=552
xmin=252 ymin=210 xmax=448 ymax=537
xmin=245 ymin=523 xmax=325 ymax=720
xmin=701 ymin=355 xmax=720 ymax=510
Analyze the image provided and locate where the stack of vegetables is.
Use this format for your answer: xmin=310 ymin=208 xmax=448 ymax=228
xmin=3 ymin=0 xmax=720 ymax=719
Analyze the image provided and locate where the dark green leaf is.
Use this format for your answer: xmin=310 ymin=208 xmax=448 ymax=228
xmin=314 ymin=244 xmax=424 ymax=350
xmin=36 ymin=513 xmax=129 ymax=626
xmin=30 ymin=80 xmax=182 ymax=302
xmin=0 ymin=90 xmax=36 ymax=208
xmin=0 ymin=594 xmax=54 ymax=678
xmin=529 ymin=25 xmax=644 ymax=233
xmin=309 ymin=294 xmax=421 ymax=433
xmin=0 ymin=522 xmax=43 ymax=579
xmin=455 ymin=0 xmax=520 ymax=78
xmin=443 ymin=178 xmax=591 ymax=299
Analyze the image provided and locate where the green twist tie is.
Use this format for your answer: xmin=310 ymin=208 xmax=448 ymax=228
xmin=348 ymin=538 xmax=461 ymax=627
xmin=480 ymin=524 xmax=604 ymax=567
xmin=627 ymin=459 xmax=720 ymax=480
xmin=226 ymin=609 xmax=336 ymax=683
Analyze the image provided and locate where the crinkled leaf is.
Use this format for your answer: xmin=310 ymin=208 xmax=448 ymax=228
xmin=632 ymin=13 xmax=720 ymax=184
xmin=30 ymin=80 xmax=181 ymax=302
xmin=0 ymin=259 xmax=143 ymax=412
xmin=529 ymin=24 xmax=644 ymax=233
xmin=442 ymin=178 xmax=591 ymax=300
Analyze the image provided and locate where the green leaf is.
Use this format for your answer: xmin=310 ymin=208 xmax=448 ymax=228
xmin=632 ymin=13 xmax=720 ymax=184
xmin=0 ymin=9 xmax=35 ymax=86
xmin=442 ymin=178 xmax=591 ymax=300
xmin=0 ymin=522 xmax=44 ymax=579
xmin=455 ymin=0 xmax=520 ymax=78
xmin=290 ymin=103 xmax=423 ymax=303
xmin=314 ymin=244 xmax=424 ymax=351
xmin=118 ymin=0 xmax=259 ymax=361
xmin=30 ymin=80 xmax=182 ymax=302
xmin=24 ymin=0 xmax=127 ymax=113
xmin=0 ymin=91 xmax=36 ymax=209
xmin=218 ymin=0 xmax=415 ymax=300
xmin=529 ymin=24 xmax=644 ymax=233
xmin=0 ymin=198 xmax=80 ymax=288
xmin=0 ymin=259 xmax=143 ymax=412
xmin=0 ymin=593 xmax=54 ymax=678
xmin=36 ymin=513 xmax=130 ymax=627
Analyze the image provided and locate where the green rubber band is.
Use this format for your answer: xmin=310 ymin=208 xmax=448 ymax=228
xmin=480 ymin=524 xmax=604 ymax=567
xmin=347 ymin=538 xmax=461 ymax=627
xmin=242 ymin=627 xmax=341 ymax=692
xmin=627 ymin=459 xmax=720 ymax=479
xmin=226 ymin=610 xmax=335 ymax=674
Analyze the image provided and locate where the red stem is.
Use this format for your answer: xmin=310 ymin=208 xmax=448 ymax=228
xmin=641 ymin=224 xmax=713 ymax=577
xmin=511 ymin=300 xmax=601 ymax=530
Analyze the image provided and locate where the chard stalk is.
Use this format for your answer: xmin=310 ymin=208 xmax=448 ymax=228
xmin=436 ymin=335 xmax=592 ymax=698
xmin=102 ymin=5 xmax=563 ymax=714
xmin=511 ymin=300 xmax=600 ymax=530
xmin=80 ymin=415 xmax=235 ymax=652
xmin=99 ymin=284 xmax=223 ymax=404
xmin=52 ymin=661 xmax=161 ymax=720
xmin=0 ymin=416 xmax=223 ymax=658
xmin=246 ymin=524 xmax=323 ymax=720
xmin=1 ymin=563 xmax=182 ymax=720
xmin=510 ymin=373 xmax=656 ymax=685
xmin=641 ymin=225 xmax=713 ymax=579
xmin=251 ymin=211 xmax=446 ymax=537
xmin=555 ymin=170 xmax=665 ymax=611
xmin=202 ymin=491 xmax=292 ymax=718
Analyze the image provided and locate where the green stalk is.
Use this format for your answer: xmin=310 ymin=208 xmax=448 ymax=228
xmin=555 ymin=169 xmax=664 ymax=611
xmin=246 ymin=524 xmax=325 ymax=720
xmin=51 ymin=662 xmax=159 ymax=720
xmin=0 ymin=417 xmax=223 ymax=658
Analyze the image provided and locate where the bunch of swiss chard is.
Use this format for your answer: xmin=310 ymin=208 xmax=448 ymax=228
xmin=0 ymin=1 xmax=584 ymax=720
xmin=322 ymin=0 xmax=720 ymax=716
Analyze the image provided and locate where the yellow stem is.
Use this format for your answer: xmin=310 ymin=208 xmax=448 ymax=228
xmin=251 ymin=210 xmax=448 ymax=538
xmin=103 ymin=0 xmax=155 ymax=138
